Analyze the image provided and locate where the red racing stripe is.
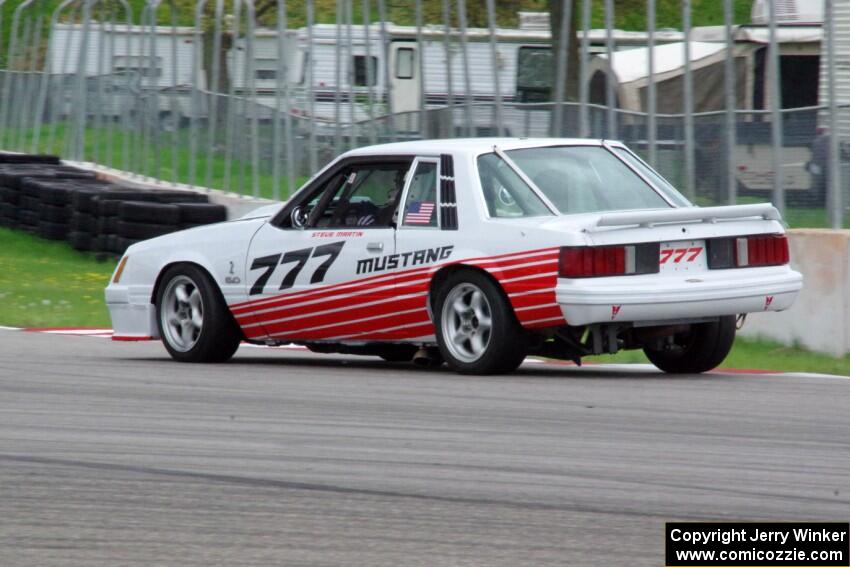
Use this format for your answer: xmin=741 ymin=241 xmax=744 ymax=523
xmin=260 ymin=295 xmax=428 ymax=337
xmin=268 ymin=309 xmax=431 ymax=341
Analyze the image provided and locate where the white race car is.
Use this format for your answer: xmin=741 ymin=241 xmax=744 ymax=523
xmin=105 ymin=138 xmax=802 ymax=374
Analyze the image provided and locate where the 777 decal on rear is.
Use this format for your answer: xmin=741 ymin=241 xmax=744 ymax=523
xmin=660 ymin=247 xmax=703 ymax=264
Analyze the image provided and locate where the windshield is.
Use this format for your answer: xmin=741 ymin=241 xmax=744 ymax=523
xmin=489 ymin=145 xmax=675 ymax=216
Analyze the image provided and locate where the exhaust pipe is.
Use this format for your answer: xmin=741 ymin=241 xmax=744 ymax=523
xmin=412 ymin=347 xmax=443 ymax=368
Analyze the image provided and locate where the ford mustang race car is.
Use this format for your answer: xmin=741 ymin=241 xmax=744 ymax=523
xmin=105 ymin=138 xmax=803 ymax=374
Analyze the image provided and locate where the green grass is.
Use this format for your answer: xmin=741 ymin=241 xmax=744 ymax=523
xmin=0 ymin=227 xmax=115 ymax=328
xmin=585 ymin=336 xmax=850 ymax=376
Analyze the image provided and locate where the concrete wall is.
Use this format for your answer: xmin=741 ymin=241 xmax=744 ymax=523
xmin=740 ymin=229 xmax=850 ymax=356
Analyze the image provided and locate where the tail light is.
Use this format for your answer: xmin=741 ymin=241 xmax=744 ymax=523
xmin=736 ymin=234 xmax=789 ymax=267
xmin=559 ymin=243 xmax=660 ymax=278
xmin=707 ymin=234 xmax=789 ymax=269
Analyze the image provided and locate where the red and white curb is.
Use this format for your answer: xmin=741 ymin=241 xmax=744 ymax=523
xmin=0 ymin=326 xmax=307 ymax=350
xmin=1 ymin=326 xmax=847 ymax=379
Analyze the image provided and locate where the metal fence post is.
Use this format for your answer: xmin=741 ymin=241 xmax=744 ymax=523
xmin=767 ymin=0 xmax=785 ymax=214
xmin=578 ymin=0 xmax=591 ymax=138
xmin=363 ymin=0 xmax=376 ymax=145
xmin=334 ymin=0 xmax=342 ymax=154
xmin=485 ymin=0 xmax=503 ymax=136
xmin=442 ymin=0 xmax=454 ymax=138
xmin=552 ymin=0 xmax=572 ymax=138
xmin=604 ymin=0 xmax=615 ymax=139
xmin=724 ymin=0 xmax=737 ymax=205
xmin=646 ymin=0 xmax=656 ymax=167
xmin=306 ymin=0 xmax=318 ymax=172
xmin=204 ymin=0 xmax=225 ymax=189
xmin=682 ymin=0 xmax=695 ymax=200
xmin=377 ymin=0 xmax=395 ymax=141
xmin=190 ymin=0 xmax=208 ymax=188
xmin=825 ymin=0 xmax=842 ymax=228
xmin=415 ymin=0 xmax=427 ymax=138
xmin=457 ymin=0 xmax=472 ymax=137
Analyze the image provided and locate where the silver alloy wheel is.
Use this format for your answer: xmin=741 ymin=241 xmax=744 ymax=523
xmin=440 ymin=282 xmax=493 ymax=363
xmin=160 ymin=275 xmax=204 ymax=352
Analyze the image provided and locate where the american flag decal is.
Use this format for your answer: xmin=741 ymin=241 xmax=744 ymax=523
xmin=406 ymin=201 xmax=435 ymax=224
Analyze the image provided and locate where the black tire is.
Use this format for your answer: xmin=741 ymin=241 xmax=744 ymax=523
xmin=153 ymin=192 xmax=209 ymax=204
xmin=39 ymin=185 xmax=75 ymax=206
xmin=20 ymin=195 xmax=40 ymax=212
xmin=39 ymin=203 xmax=70 ymax=223
xmin=155 ymin=264 xmax=242 ymax=363
xmin=177 ymin=202 xmax=226 ymax=224
xmin=0 ymin=186 xmax=20 ymax=204
xmin=19 ymin=210 xmax=39 ymax=226
xmin=113 ymin=236 xmax=142 ymax=254
xmin=643 ymin=316 xmax=737 ymax=374
xmin=0 ymin=152 xmax=60 ymax=165
xmin=38 ymin=220 xmax=69 ymax=240
xmin=119 ymin=201 xmax=181 ymax=224
xmin=433 ymin=270 xmax=527 ymax=375
xmin=97 ymin=198 xmax=122 ymax=217
xmin=71 ymin=212 xmax=96 ymax=232
xmin=68 ymin=230 xmax=93 ymax=251
xmin=93 ymin=234 xmax=107 ymax=252
xmin=0 ymin=202 xmax=15 ymax=216
xmin=116 ymin=220 xmax=177 ymax=240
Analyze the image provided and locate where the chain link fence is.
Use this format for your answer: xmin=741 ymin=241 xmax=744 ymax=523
xmin=0 ymin=0 xmax=846 ymax=227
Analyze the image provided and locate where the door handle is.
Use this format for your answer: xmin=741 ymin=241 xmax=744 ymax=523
xmin=366 ymin=242 xmax=384 ymax=252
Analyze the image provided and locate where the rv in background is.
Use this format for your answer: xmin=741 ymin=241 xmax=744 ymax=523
xmin=47 ymin=22 xmax=298 ymax=127
xmin=589 ymin=0 xmax=835 ymax=201
xmin=48 ymin=14 xmax=684 ymax=136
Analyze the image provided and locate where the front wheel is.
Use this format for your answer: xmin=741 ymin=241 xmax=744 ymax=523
xmin=434 ymin=271 xmax=527 ymax=375
xmin=643 ymin=316 xmax=736 ymax=374
xmin=155 ymin=264 xmax=242 ymax=362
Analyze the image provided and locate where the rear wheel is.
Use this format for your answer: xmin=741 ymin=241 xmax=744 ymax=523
xmin=643 ymin=316 xmax=736 ymax=374
xmin=155 ymin=264 xmax=242 ymax=362
xmin=434 ymin=271 xmax=526 ymax=375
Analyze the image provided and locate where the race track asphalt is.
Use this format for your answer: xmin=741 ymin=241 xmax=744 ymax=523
xmin=1 ymin=329 xmax=849 ymax=566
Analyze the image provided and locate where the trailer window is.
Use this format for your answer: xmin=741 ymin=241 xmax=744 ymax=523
xmin=353 ymin=55 xmax=378 ymax=86
xmin=516 ymin=46 xmax=552 ymax=102
xmin=396 ymin=48 xmax=414 ymax=79
xmin=113 ymin=56 xmax=162 ymax=78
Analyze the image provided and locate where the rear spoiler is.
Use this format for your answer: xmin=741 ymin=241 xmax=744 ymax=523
xmin=591 ymin=204 xmax=782 ymax=231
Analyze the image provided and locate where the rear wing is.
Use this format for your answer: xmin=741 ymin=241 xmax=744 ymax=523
xmin=591 ymin=204 xmax=782 ymax=231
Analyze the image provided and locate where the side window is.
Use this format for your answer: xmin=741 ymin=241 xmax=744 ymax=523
xmin=477 ymin=153 xmax=552 ymax=218
xmin=396 ymin=48 xmax=414 ymax=79
xmin=312 ymin=163 xmax=409 ymax=228
xmin=402 ymin=161 xmax=438 ymax=228
xmin=353 ymin=55 xmax=378 ymax=86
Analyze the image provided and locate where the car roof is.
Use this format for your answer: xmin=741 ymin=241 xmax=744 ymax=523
xmin=342 ymin=138 xmax=609 ymax=159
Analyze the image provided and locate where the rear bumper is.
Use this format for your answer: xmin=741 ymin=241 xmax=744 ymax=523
xmin=555 ymin=266 xmax=803 ymax=326
xmin=105 ymin=284 xmax=159 ymax=340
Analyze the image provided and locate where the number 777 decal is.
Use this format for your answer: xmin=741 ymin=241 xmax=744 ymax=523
xmin=659 ymin=247 xmax=702 ymax=265
xmin=249 ymin=241 xmax=346 ymax=295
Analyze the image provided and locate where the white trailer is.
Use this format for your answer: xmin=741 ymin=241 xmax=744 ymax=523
xmin=47 ymin=22 xmax=298 ymax=123
xmin=287 ymin=20 xmax=683 ymax=135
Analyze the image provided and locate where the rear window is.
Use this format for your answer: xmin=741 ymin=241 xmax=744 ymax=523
xmin=503 ymin=146 xmax=671 ymax=215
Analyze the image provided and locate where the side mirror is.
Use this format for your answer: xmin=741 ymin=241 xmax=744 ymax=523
xmin=291 ymin=206 xmax=308 ymax=229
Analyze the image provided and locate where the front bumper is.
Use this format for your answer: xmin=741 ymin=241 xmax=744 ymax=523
xmin=105 ymin=284 xmax=158 ymax=340
xmin=556 ymin=265 xmax=803 ymax=326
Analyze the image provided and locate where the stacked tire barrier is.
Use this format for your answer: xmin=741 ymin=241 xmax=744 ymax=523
xmin=0 ymin=154 xmax=227 ymax=256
